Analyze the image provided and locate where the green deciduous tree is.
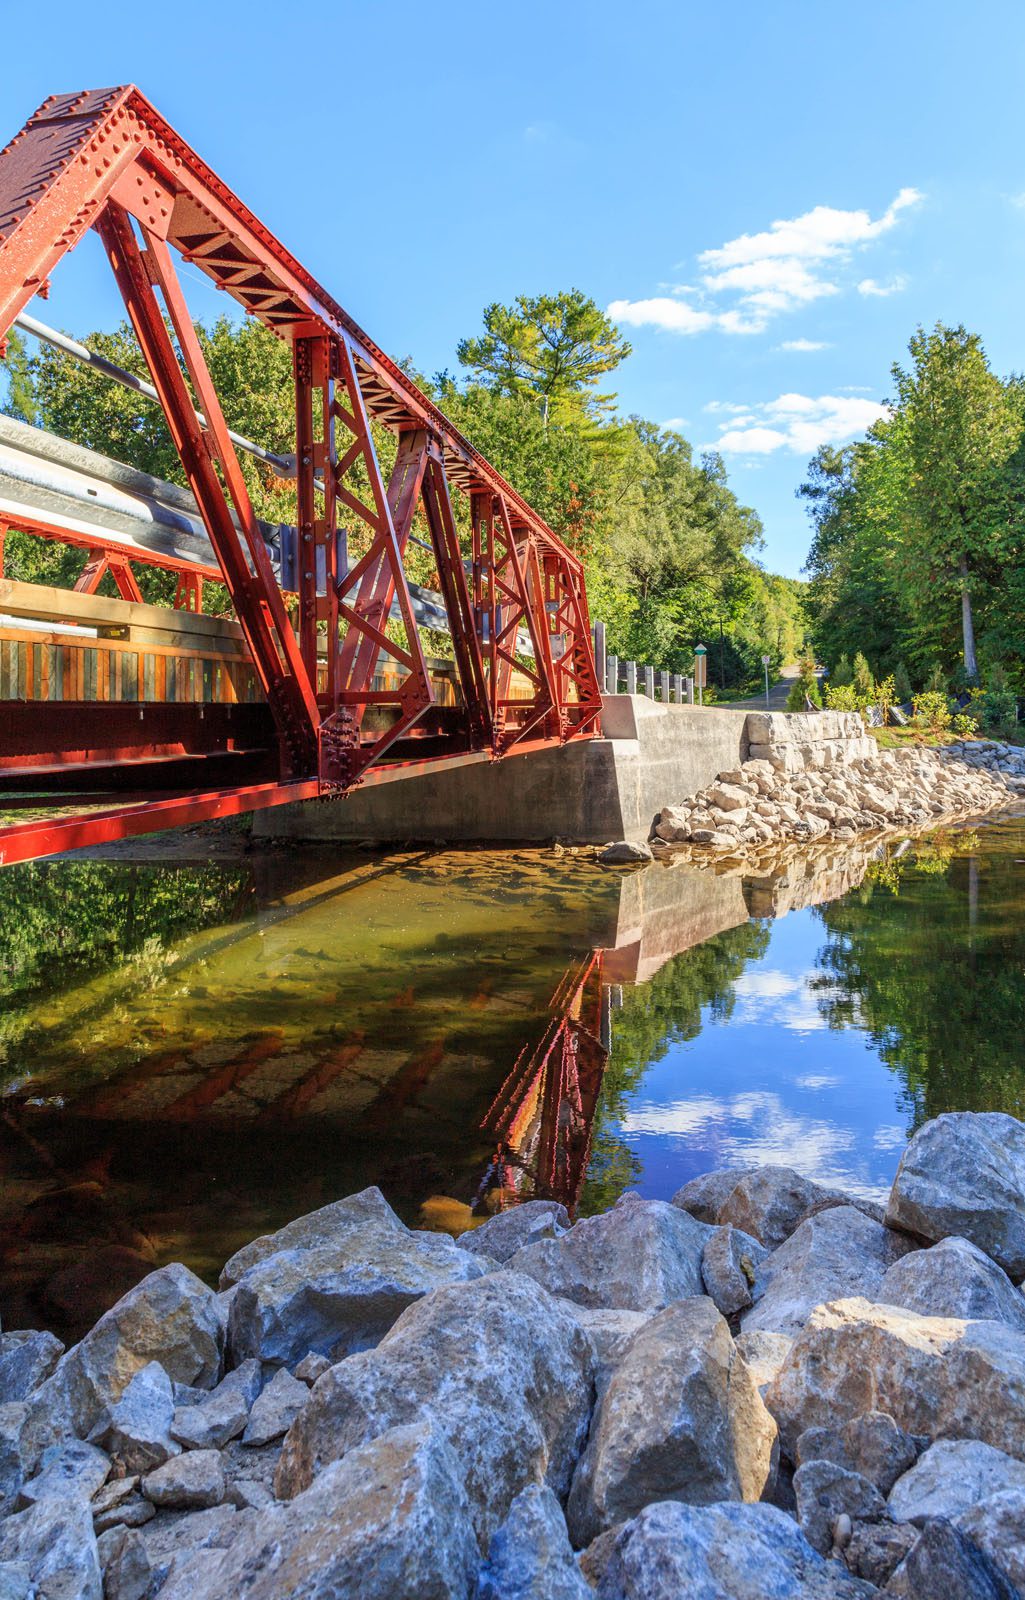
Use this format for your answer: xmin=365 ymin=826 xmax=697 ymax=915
xmin=457 ymin=290 xmax=631 ymax=425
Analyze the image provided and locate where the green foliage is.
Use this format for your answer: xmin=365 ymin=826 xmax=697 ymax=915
xmin=802 ymin=322 xmax=1025 ymax=693
xmin=852 ymin=651 xmax=875 ymax=701
xmin=786 ymin=655 xmax=822 ymax=711
xmin=978 ymin=664 xmax=1018 ymax=730
xmin=952 ymin=712 xmax=979 ymax=735
xmin=831 ymin=652 xmax=853 ymax=687
xmin=456 ymin=289 xmax=631 ymax=424
xmin=824 ymin=682 xmax=860 ymax=711
xmin=925 ymin=663 xmax=948 ymax=695
xmin=912 ymin=690 xmax=951 ymax=734
xmin=893 ymin=661 xmax=914 ymax=704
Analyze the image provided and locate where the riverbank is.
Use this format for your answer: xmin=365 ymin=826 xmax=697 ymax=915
xmin=651 ymin=712 xmax=1025 ymax=858
xmin=4 ymin=1110 xmax=1025 ymax=1597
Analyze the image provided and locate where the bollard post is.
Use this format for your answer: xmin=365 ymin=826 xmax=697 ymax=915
xmin=594 ymin=621 xmax=606 ymax=691
xmin=606 ymin=653 xmax=619 ymax=694
xmin=643 ymin=665 xmax=655 ymax=699
xmin=660 ymin=670 xmax=670 ymax=703
xmin=625 ymin=660 xmax=638 ymax=695
xmin=685 ymin=675 xmax=695 ymax=705
xmin=673 ymin=673 xmax=683 ymax=703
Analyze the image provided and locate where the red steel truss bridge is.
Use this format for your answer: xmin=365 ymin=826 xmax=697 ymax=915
xmin=0 ymin=87 xmax=602 ymax=867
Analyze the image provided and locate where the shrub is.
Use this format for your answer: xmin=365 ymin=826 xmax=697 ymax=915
xmin=824 ymin=683 xmax=860 ymax=711
xmin=876 ymin=675 xmax=896 ymax=719
xmin=912 ymin=691 xmax=951 ymax=735
xmin=786 ymin=656 xmax=822 ymax=712
xmin=979 ymin=665 xmax=1017 ymax=731
xmin=831 ymin=653 xmax=853 ymax=688
xmin=893 ymin=661 xmax=914 ymax=704
xmin=925 ymin=663 xmax=948 ymax=695
xmin=852 ymin=652 xmax=875 ymax=702
xmin=952 ymin=712 xmax=979 ymax=736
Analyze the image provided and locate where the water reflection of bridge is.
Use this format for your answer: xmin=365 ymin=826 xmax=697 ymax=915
xmin=0 ymin=840 xmax=879 ymax=1336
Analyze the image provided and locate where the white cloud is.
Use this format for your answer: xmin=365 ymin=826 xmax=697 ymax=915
xmin=661 ymin=416 xmax=690 ymax=431
xmin=857 ymin=275 xmax=908 ymax=297
xmin=711 ymin=392 xmax=888 ymax=456
xmin=779 ymin=338 xmax=830 ymax=352
xmin=608 ymin=187 xmax=922 ymax=336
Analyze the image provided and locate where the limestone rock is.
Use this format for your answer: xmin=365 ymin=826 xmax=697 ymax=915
xmin=154 ymin=1422 xmax=479 ymax=1600
xmin=885 ymin=1111 xmax=1025 ymax=1277
xmin=585 ymin=1499 xmax=876 ymax=1598
xmin=92 ymin=1494 xmax=155 ymax=1534
xmin=90 ymin=1475 xmax=140 ymax=1518
xmin=0 ymin=1564 xmax=30 ymax=1600
xmin=566 ymin=1297 xmax=776 ymax=1546
xmin=0 ymin=1493 xmax=101 ymax=1600
xmin=673 ymin=1165 xmax=843 ymax=1250
xmin=0 ymin=1332 xmax=64 ymax=1405
xmin=142 ymin=1449 xmax=225 ymax=1510
xmin=843 ymin=1520 xmax=917 ymax=1588
xmin=213 ymin=1358 xmax=263 ymax=1410
xmin=227 ymin=1221 xmax=488 ymax=1370
xmin=457 ymin=1200 xmax=570 ymax=1263
xmin=570 ymin=1308 xmax=648 ymax=1387
xmin=508 ymin=1192 xmax=708 ymax=1313
xmin=219 ymin=1186 xmax=403 ymax=1287
xmin=293 ymin=1352 xmax=331 ymax=1385
xmin=275 ymin=1271 xmax=593 ymax=1542
xmin=18 ymin=1439 xmax=109 ymax=1508
xmin=742 ymin=1206 xmax=914 ymax=1336
xmin=23 ymin=1264 xmax=222 ymax=1468
xmin=598 ymin=841 xmax=652 ymax=865
xmin=0 ymin=1406 xmax=26 ymax=1518
xmin=766 ymin=1297 xmax=1025 ymax=1462
xmin=792 ymin=1460 xmax=885 ymax=1555
xmin=879 ymin=1234 xmax=1025 ymax=1328
xmin=476 ymin=1484 xmax=589 ymax=1600
xmin=888 ymin=1439 xmax=1025 ymax=1525
xmin=886 ymin=1517 xmax=1018 ymax=1600
xmin=171 ymin=1383 xmax=248 ymax=1450
xmin=86 ymin=1361 xmax=179 ymax=1475
xmin=95 ymin=1527 xmax=151 ymax=1600
xmin=955 ymin=1489 xmax=1025 ymax=1596
xmin=242 ymin=1367 xmax=308 ymax=1447
xmin=701 ymin=1224 xmax=767 ymax=1316
xmin=796 ymin=1411 xmax=919 ymax=1496
xmin=734 ymin=1330 xmax=793 ymax=1396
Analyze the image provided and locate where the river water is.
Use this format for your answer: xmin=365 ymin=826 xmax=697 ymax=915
xmin=2 ymin=816 xmax=1024 ymax=1339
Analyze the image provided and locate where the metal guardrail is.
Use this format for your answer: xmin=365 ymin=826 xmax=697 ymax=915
xmin=591 ymin=621 xmax=696 ymax=705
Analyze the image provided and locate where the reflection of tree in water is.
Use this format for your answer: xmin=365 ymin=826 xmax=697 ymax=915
xmin=579 ymin=919 xmax=773 ymax=1213
xmin=811 ymin=831 xmax=1025 ymax=1129
xmin=0 ymin=862 xmax=253 ymax=1069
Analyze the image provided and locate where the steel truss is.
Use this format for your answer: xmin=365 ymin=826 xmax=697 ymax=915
xmin=0 ymin=86 xmax=602 ymax=827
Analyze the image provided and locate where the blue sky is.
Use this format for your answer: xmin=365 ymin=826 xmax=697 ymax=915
xmin=5 ymin=0 xmax=1025 ymax=578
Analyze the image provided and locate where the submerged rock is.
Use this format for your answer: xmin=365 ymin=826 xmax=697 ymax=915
xmin=767 ymin=1297 xmax=1025 ymax=1462
xmin=566 ymin=1297 xmax=776 ymax=1546
xmin=508 ymin=1193 xmax=708 ymax=1313
xmin=155 ymin=1422 xmax=479 ymax=1600
xmin=275 ymin=1272 xmax=593 ymax=1542
xmin=885 ymin=1112 xmax=1025 ymax=1277
xmin=584 ymin=1499 xmax=876 ymax=1598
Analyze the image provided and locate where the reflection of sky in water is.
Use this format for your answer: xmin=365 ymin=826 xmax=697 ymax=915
xmin=613 ymin=910 xmax=909 ymax=1203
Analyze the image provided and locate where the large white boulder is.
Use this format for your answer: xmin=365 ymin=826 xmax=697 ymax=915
xmin=885 ymin=1113 xmax=1025 ymax=1277
xmin=275 ymin=1271 xmax=594 ymax=1543
xmin=566 ymin=1297 xmax=775 ymax=1546
xmin=741 ymin=1205 xmax=914 ymax=1336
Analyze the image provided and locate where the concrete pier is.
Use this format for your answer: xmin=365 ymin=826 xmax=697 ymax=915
xmin=254 ymin=695 xmax=751 ymax=846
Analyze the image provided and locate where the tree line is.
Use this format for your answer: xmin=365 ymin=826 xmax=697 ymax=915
xmin=2 ymin=290 xmax=804 ymax=695
xmin=802 ymin=322 xmax=1025 ymax=713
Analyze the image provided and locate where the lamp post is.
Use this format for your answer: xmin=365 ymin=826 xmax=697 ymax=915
xmin=694 ymin=643 xmax=707 ymax=707
xmin=762 ymin=653 xmax=771 ymax=708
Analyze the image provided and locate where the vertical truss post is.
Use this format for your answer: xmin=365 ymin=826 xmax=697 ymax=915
xmin=97 ymin=207 xmax=320 ymax=776
xmin=420 ymin=443 xmax=491 ymax=749
xmin=173 ymin=572 xmax=204 ymax=612
xmin=294 ymin=334 xmax=339 ymax=710
xmin=74 ymin=549 xmax=143 ymax=602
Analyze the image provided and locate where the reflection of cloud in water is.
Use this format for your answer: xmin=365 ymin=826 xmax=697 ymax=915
xmin=873 ymin=1124 xmax=906 ymax=1151
xmin=620 ymin=1089 xmax=885 ymax=1200
xmin=731 ymin=968 xmax=829 ymax=1033
xmin=794 ymin=1074 xmax=841 ymax=1091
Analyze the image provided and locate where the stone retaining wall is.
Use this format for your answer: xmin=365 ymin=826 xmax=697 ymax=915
xmin=744 ymin=709 xmax=878 ymax=773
